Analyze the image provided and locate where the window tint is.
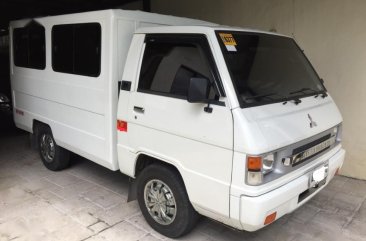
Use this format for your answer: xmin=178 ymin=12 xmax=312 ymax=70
xmin=13 ymin=28 xmax=28 ymax=67
xmin=52 ymin=23 xmax=101 ymax=77
xmin=13 ymin=21 xmax=45 ymax=69
xmin=216 ymin=31 xmax=325 ymax=107
xmin=138 ymin=36 xmax=217 ymax=99
xmin=52 ymin=25 xmax=73 ymax=73
xmin=74 ymin=24 xmax=101 ymax=75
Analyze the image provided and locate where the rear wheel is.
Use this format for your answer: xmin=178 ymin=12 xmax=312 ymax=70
xmin=37 ymin=125 xmax=70 ymax=171
xmin=137 ymin=164 xmax=199 ymax=238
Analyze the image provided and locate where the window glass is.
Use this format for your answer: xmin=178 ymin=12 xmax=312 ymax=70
xmin=13 ymin=21 xmax=45 ymax=69
xmin=13 ymin=28 xmax=29 ymax=67
xmin=138 ymin=37 xmax=216 ymax=99
xmin=216 ymin=31 xmax=325 ymax=107
xmin=52 ymin=25 xmax=73 ymax=73
xmin=74 ymin=24 xmax=101 ymax=76
xmin=52 ymin=23 xmax=101 ymax=77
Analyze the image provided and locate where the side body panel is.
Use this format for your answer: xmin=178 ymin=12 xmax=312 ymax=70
xmin=9 ymin=10 xmax=209 ymax=171
xmin=10 ymin=13 xmax=117 ymax=169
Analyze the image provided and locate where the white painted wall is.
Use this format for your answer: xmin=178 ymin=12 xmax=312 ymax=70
xmin=151 ymin=0 xmax=366 ymax=180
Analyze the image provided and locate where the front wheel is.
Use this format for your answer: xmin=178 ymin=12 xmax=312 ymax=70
xmin=37 ymin=125 xmax=70 ymax=171
xmin=137 ymin=164 xmax=199 ymax=238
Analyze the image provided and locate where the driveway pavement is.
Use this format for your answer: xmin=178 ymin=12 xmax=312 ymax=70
xmin=1 ymin=129 xmax=366 ymax=241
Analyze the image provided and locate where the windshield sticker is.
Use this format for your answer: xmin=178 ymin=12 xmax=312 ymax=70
xmin=219 ymin=33 xmax=237 ymax=52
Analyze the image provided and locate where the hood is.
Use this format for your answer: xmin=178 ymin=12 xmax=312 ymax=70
xmin=233 ymin=95 xmax=342 ymax=155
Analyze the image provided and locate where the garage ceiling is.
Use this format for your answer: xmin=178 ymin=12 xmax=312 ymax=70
xmin=0 ymin=0 xmax=149 ymax=33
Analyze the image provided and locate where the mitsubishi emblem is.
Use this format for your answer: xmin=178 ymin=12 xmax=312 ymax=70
xmin=308 ymin=114 xmax=317 ymax=128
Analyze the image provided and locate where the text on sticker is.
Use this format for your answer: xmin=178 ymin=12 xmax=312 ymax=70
xmin=219 ymin=33 xmax=237 ymax=46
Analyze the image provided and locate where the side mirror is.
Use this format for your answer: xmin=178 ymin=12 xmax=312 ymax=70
xmin=187 ymin=77 xmax=210 ymax=103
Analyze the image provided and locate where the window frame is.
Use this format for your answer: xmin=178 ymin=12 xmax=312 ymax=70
xmin=51 ymin=22 xmax=102 ymax=77
xmin=137 ymin=34 xmax=226 ymax=104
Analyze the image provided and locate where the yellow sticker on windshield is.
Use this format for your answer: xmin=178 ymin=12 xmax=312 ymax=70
xmin=219 ymin=33 xmax=237 ymax=46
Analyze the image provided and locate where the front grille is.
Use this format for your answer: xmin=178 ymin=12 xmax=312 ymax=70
xmin=293 ymin=134 xmax=331 ymax=155
xmin=290 ymin=134 xmax=332 ymax=166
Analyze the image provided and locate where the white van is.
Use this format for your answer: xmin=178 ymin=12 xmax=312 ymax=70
xmin=9 ymin=9 xmax=345 ymax=238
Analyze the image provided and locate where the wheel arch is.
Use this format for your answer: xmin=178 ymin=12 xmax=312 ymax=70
xmin=134 ymin=153 xmax=184 ymax=181
xmin=128 ymin=153 xmax=189 ymax=202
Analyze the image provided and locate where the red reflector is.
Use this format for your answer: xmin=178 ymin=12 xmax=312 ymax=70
xmin=264 ymin=212 xmax=277 ymax=225
xmin=117 ymin=120 xmax=127 ymax=132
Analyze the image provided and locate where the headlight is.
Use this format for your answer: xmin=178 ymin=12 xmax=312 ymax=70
xmin=335 ymin=124 xmax=342 ymax=142
xmin=246 ymin=153 xmax=276 ymax=186
xmin=262 ymin=154 xmax=275 ymax=174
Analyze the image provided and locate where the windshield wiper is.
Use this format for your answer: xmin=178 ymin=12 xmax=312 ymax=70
xmin=289 ymin=87 xmax=328 ymax=98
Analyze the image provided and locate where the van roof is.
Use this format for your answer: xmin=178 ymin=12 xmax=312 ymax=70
xmin=9 ymin=9 xmax=217 ymax=27
xmin=135 ymin=25 xmax=291 ymax=38
xmin=9 ymin=9 xmax=289 ymax=38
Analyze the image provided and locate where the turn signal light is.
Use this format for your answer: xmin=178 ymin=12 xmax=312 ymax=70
xmin=247 ymin=156 xmax=262 ymax=171
xmin=264 ymin=212 xmax=277 ymax=225
xmin=247 ymin=156 xmax=263 ymax=185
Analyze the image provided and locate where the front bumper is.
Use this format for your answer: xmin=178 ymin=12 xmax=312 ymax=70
xmin=238 ymin=148 xmax=345 ymax=231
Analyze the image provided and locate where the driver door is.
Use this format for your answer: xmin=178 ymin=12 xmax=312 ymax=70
xmin=125 ymin=34 xmax=233 ymax=217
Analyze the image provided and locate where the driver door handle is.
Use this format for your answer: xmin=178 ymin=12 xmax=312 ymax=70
xmin=133 ymin=106 xmax=145 ymax=114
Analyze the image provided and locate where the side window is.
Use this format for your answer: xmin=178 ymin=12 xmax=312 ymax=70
xmin=52 ymin=25 xmax=73 ymax=74
xmin=52 ymin=23 xmax=101 ymax=77
xmin=13 ymin=21 xmax=45 ymax=69
xmin=138 ymin=36 xmax=219 ymax=99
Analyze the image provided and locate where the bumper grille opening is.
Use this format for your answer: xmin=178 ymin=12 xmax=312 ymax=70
xmin=298 ymin=189 xmax=310 ymax=203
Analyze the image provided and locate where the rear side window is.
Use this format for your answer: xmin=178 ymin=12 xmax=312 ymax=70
xmin=52 ymin=23 xmax=101 ymax=77
xmin=138 ymin=35 xmax=219 ymax=99
xmin=13 ymin=21 xmax=45 ymax=69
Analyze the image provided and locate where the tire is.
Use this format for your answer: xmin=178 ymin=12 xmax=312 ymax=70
xmin=37 ymin=125 xmax=70 ymax=171
xmin=137 ymin=164 xmax=199 ymax=238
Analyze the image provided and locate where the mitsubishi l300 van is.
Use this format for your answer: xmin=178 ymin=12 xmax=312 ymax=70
xmin=10 ymin=10 xmax=345 ymax=238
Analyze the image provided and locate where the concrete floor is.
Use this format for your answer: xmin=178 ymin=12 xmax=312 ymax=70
xmin=1 ymin=119 xmax=366 ymax=240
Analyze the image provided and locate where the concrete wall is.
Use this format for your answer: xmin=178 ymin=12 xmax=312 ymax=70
xmin=151 ymin=0 xmax=366 ymax=180
xmin=120 ymin=1 xmax=143 ymax=10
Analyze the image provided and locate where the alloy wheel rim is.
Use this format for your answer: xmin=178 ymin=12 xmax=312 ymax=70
xmin=144 ymin=179 xmax=177 ymax=225
xmin=40 ymin=134 xmax=55 ymax=163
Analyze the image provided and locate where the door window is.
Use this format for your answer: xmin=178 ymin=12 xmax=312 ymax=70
xmin=138 ymin=35 xmax=221 ymax=100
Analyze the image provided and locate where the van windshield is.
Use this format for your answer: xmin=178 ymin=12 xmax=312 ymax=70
xmin=216 ymin=31 xmax=326 ymax=107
